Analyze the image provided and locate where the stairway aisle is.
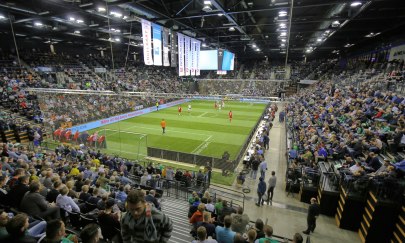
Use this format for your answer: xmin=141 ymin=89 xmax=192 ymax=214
xmin=161 ymin=196 xmax=195 ymax=243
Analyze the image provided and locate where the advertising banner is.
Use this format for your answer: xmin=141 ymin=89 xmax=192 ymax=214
xmin=184 ymin=35 xmax=190 ymax=76
xmin=190 ymin=39 xmax=195 ymax=76
xmin=163 ymin=28 xmax=170 ymax=66
xmin=389 ymin=44 xmax=405 ymax=61
xmin=152 ymin=23 xmax=162 ymax=66
xmin=178 ymin=33 xmax=185 ymax=76
xmin=170 ymin=30 xmax=177 ymax=67
xmin=141 ymin=19 xmax=153 ymax=65
xmin=195 ymin=40 xmax=201 ymax=76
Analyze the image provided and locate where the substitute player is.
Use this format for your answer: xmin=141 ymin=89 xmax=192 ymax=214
xmin=161 ymin=119 xmax=166 ymax=134
xmin=229 ymin=110 xmax=233 ymax=123
xmin=178 ymin=105 xmax=182 ymax=116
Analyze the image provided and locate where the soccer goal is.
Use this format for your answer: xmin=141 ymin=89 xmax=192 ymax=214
xmin=98 ymin=128 xmax=148 ymax=161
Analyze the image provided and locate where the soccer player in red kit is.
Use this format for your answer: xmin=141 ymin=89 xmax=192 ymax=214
xmin=178 ymin=105 xmax=182 ymax=115
xmin=229 ymin=110 xmax=233 ymax=123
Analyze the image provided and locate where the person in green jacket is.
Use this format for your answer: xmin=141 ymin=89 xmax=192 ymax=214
xmin=257 ymin=225 xmax=278 ymax=243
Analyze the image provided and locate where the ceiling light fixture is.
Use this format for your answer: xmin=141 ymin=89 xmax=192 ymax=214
xmin=204 ymin=0 xmax=212 ymax=4
xmin=229 ymin=27 xmax=235 ymax=31
xmin=344 ymin=43 xmax=354 ymax=48
xmin=202 ymin=43 xmax=207 ymax=47
xmin=278 ymin=10 xmax=287 ymax=17
xmin=281 ymin=43 xmax=285 ymax=47
xmin=69 ymin=17 xmax=75 ymax=21
xmin=252 ymin=44 xmax=256 ymax=48
xmin=76 ymin=19 xmax=84 ymax=23
xmin=218 ymin=13 xmax=223 ymax=16
xmin=279 ymin=23 xmax=287 ymax=28
xmin=115 ymin=38 xmax=120 ymax=42
xmin=281 ymin=39 xmax=286 ymax=42
xmin=365 ymin=32 xmax=381 ymax=38
xmin=256 ymin=48 xmax=260 ymax=51
xmin=74 ymin=30 xmax=80 ymax=34
xmin=98 ymin=7 xmax=106 ymax=12
xmin=317 ymin=38 xmax=323 ymax=42
xmin=350 ymin=2 xmax=362 ymax=7
xmin=34 ymin=22 xmax=43 ymax=26
xmin=280 ymin=32 xmax=287 ymax=37
xmin=332 ymin=21 xmax=340 ymax=27
xmin=0 ymin=15 xmax=5 ymax=19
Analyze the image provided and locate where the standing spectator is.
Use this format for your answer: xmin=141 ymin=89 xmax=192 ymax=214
xmin=121 ymin=189 xmax=173 ymax=242
xmin=215 ymin=215 xmax=236 ymax=243
xmin=230 ymin=207 xmax=250 ymax=234
xmin=263 ymin=133 xmax=270 ymax=150
xmin=256 ymin=177 xmax=266 ymax=207
xmin=266 ymin=171 xmax=277 ymax=205
xmin=302 ymin=198 xmax=320 ymax=235
xmin=259 ymin=159 xmax=267 ymax=179
xmin=250 ymin=156 xmax=260 ymax=180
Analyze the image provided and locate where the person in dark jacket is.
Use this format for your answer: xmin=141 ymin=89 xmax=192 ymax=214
xmin=5 ymin=213 xmax=37 ymax=243
xmin=20 ymin=181 xmax=60 ymax=220
xmin=256 ymin=177 xmax=266 ymax=206
xmin=303 ymin=198 xmax=320 ymax=235
xmin=7 ymin=176 xmax=30 ymax=208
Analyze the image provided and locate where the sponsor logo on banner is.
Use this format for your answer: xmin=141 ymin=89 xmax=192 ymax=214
xmin=141 ymin=19 xmax=153 ymax=65
xmin=389 ymin=44 xmax=405 ymax=61
xmin=170 ymin=30 xmax=177 ymax=67
xmin=190 ymin=39 xmax=195 ymax=76
xmin=195 ymin=40 xmax=200 ymax=76
xmin=178 ymin=33 xmax=185 ymax=76
xmin=163 ymin=28 xmax=170 ymax=66
xmin=184 ymin=36 xmax=190 ymax=76
xmin=152 ymin=23 xmax=162 ymax=66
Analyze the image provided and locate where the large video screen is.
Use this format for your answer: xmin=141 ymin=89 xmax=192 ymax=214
xmin=199 ymin=50 xmax=218 ymax=70
xmin=222 ymin=50 xmax=235 ymax=71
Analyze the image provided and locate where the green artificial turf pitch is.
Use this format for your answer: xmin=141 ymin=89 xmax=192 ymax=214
xmin=89 ymin=100 xmax=266 ymax=161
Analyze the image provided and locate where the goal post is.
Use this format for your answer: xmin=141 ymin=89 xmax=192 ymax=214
xmin=97 ymin=128 xmax=148 ymax=161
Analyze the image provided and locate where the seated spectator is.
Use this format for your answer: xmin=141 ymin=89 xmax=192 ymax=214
xmin=256 ymin=225 xmax=277 ymax=243
xmin=215 ymin=215 xmax=236 ymax=243
xmin=115 ymin=185 xmax=127 ymax=202
xmin=190 ymin=203 xmax=205 ymax=225
xmin=79 ymin=185 xmax=91 ymax=202
xmin=253 ymin=219 xmax=265 ymax=240
xmin=293 ymin=233 xmax=303 ymax=243
xmin=80 ymin=224 xmax=102 ymax=243
xmin=189 ymin=191 xmax=199 ymax=205
xmin=231 ymin=207 xmax=250 ymax=234
xmin=145 ymin=190 xmax=160 ymax=210
xmin=6 ymin=175 xmax=30 ymax=207
xmin=87 ymin=188 xmax=101 ymax=205
xmin=56 ymin=186 xmax=80 ymax=213
xmin=195 ymin=212 xmax=216 ymax=239
xmin=20 ymin=181 xmax=60 ymax=220
xmin=219 ymin=200 xmax=236 ymax=223
xmin=0 ymin=175 xmax=9 ymax=205
xmin=42 ymin=219 xmax=77 ymax=243
xmin=98 ymin=199 xmax=121 ymax=241
xmin=233 ymin=233 xmax=246 ymax=243
xmin=192 ymin=226 xmax=217 ymax=243
xmin=205 ymin=198 xmax=215 ymax=213
xmin=247 ymin=229 xmax=257 ymax=243
xmin=5 ymin=213 xmax=37 ymax=243
xmin=214 ymin=197 xmax=223 ymax=215
xmin=46 ymin=181 xmax=64 ymax=203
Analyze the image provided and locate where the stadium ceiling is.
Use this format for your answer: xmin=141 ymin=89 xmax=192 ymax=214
xmin=0 ymin=0 xmax=404 ymax=60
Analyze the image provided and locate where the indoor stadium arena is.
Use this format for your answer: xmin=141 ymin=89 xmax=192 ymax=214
xmin=0 ymin=0 xmax=404 ymax=242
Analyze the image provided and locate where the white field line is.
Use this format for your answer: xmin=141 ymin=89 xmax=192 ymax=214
xmin=198 ymin=112 xmax=208 ymax=117
xmin=191 ymin=135 xmax=212 ymax=154
xmin=103 ymin=125 xmax=207 ymax=137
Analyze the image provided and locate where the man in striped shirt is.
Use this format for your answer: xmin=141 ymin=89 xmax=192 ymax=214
xmin=121 ymin=189 xmax=173 ymax=243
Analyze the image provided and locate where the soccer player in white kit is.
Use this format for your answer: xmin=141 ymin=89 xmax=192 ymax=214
xmin=188 ymin=104 xmax=192 ymax=114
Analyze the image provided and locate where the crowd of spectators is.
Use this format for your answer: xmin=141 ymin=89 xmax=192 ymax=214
xmin=286 ymin=68 xmax=405 ymax=197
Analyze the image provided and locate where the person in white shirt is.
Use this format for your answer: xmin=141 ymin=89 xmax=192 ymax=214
xmin=56 ymin=186 xmax=80 ymax=213
xmin=349 ymin=161 xmax=362 ymax=174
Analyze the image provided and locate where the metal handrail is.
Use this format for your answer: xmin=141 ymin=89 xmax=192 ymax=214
xmin=209 ymin=184 xmax=246 ymax=209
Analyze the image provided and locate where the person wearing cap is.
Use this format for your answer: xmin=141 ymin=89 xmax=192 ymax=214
xmin=303 ymin=198 xmax=320 ymax=235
